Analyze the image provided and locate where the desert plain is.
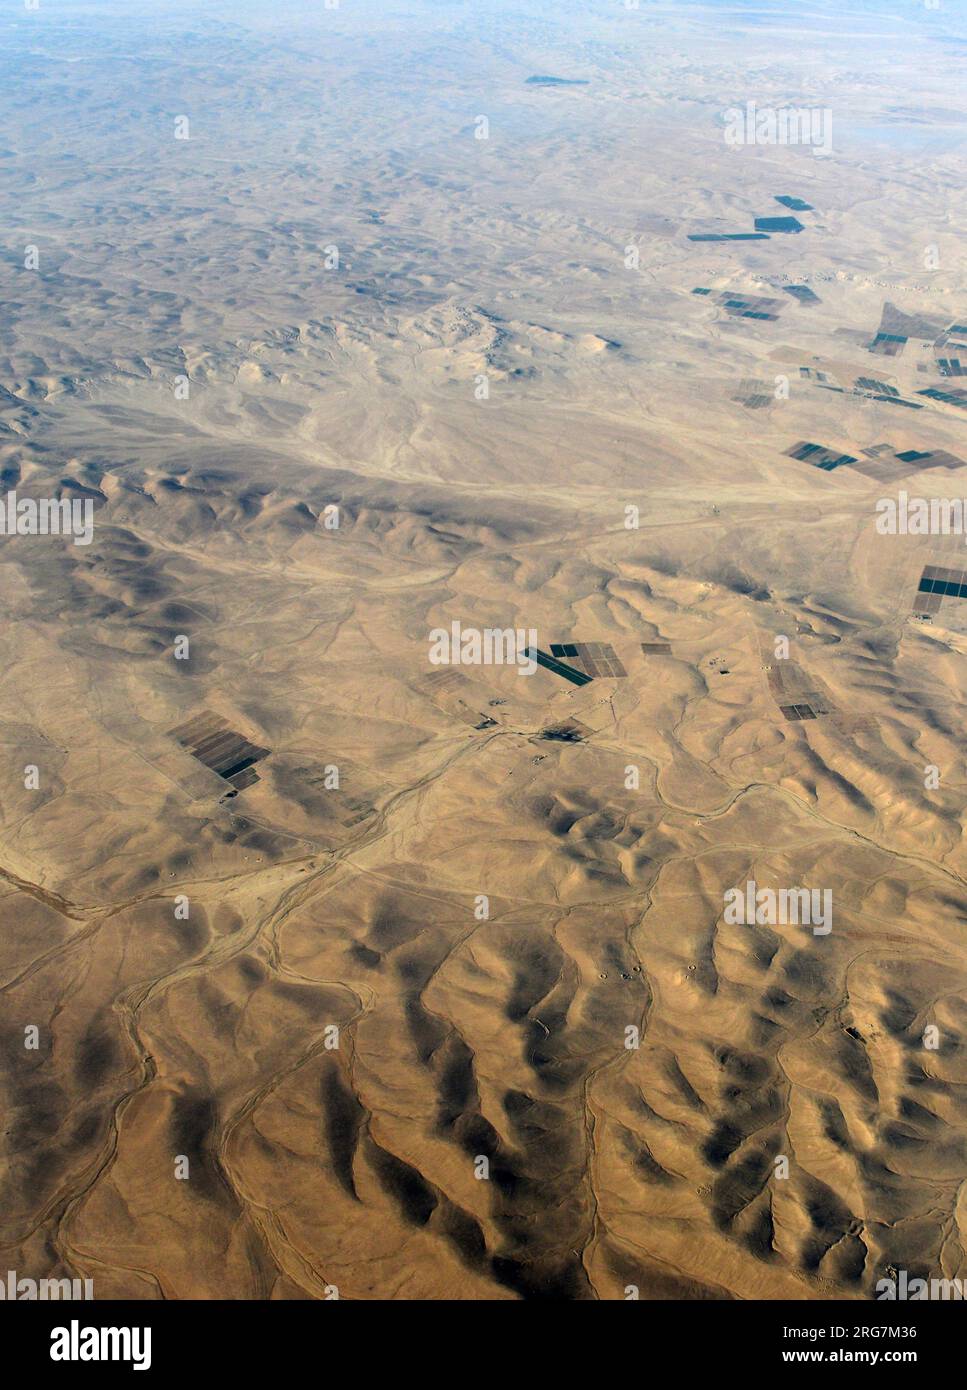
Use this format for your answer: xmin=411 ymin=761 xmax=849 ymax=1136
xmin=2 ymin=0 xmax=967 ymax=1301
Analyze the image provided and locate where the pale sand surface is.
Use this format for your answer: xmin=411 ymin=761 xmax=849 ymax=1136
xmin=1 ymin=0 xmax=967 ymax=1299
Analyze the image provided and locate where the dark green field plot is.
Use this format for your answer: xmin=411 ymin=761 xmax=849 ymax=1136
xmin=534 ymin=649 xmax=592 ymax=686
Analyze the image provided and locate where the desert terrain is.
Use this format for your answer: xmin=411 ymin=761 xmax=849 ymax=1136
xmin=2 ymin=0 xmax=967 ymax=1300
